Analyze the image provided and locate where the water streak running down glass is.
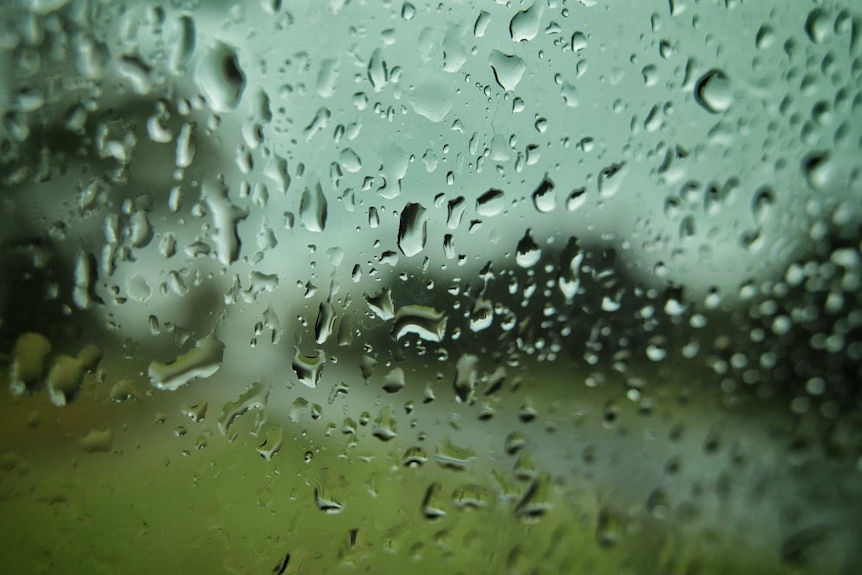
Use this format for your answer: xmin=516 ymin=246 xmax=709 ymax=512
xmin=1 ymin=1 xmax=861 ymax=573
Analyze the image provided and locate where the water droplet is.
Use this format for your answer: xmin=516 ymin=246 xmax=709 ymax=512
xmin=125 ymin=273 xmax=152 ymax=302
xmin=751 ymin=186 xmax=775 ymax=225
xmin=504 ymin=432 xmax=526 ymax=455
xmin=73 ymin=251 xmax=103 ymax=309
xmin=314 ymin=301 xmax=336 ymax=345
xmin=204 ymin=179 xmax=248 ymax=266
xmin=421 ymin=482 xmax=446 ymax=519
xmin=474 ymin=11 xmax=491 ymax=37
xmin=180 ymin=402 xmax=208 ymax=422
xmin=476 ymin=188 xmax=505 ymax=217
xmin=598 ymin=163 xmax=626 ymax=198
xmin=292 ymin=348 xmax=325 ymax=388
xmin=175 ymin=123 xmax=196 ymax=168
xmin=802 ymin=151 xmax=835 ymax=192
xmin=149 ymin=334 xmax=225 ymax=391
xmin=571 ymin=31 xmax=588 ymax=52
xmin=566 ymin=187 xmax=587 ymax=212
xmin=515 ymin=473 xmax=552 ymax=521
xmin=47 ymin=354 xmax=86 ymax=406
xmin=410 ymin=79 xmax=452 ymax=122
xmin=397 ymin=202 xmax=428 ymax=257
xmin=382 ymin=367 xmax=406 ymax=393
xmin=509 ymin=3 xmax=543 ymax=42
xmin=338 ymin=147 xmax=362 ymax=172
xmin=393 ymin=305 xmax=447 ymax=342
xmin=531 ymin=176 xmax=556 ymax=213
xmin=435 ymin=438 xmax=474 ymax=470
xmin=79 ymin=429 xmax=113 ymax=453
xmin=453 ymin=354 xmax=478 ymax=403
xmin=596 ymin=507 xmax=623 ymax=548
xmin=314 ymin=469 xmax=346 ymax=514
xmin=303 ymin=106 xmax=331 ymax=141
xmin=755 ymin=24 xmax=774 ymax=50
xmin=257 ymin=425 xmax=283 ymax=461
xmin=9 ymin=332 xmax=52 ymax=396
xmin=403 ymin=446 xmax=427 ymax=467
xmin=169 ymin=14 xmax=195 ymax=74
xmin=367 ymin=48 xmax=388 ymax=92
xmin=805 ymin=9 xmax=831 ymax=44
xmin=196 ymin=42 xmax=245 ymax=113
xmin=516 ymin=230 xmax=541 ymax=268
xmin=217 ymin=382 xmax=270 ymax=435
xmin=316 ymin=58 xmax=339 ymax=98
xmin=489 ymin=50 xmax=526 ymax=91
xmin=299 ymin=181 xmax=328 ymax=232
xmin=694 ymin=69 xmax=732 ymax=114
xmin=372 ymin=405 xmax=398 ymax=441
xmin=452 ymin=484 xmax=488 ymax=510
xmin=365 ymin=287 xmax=395 ymax=320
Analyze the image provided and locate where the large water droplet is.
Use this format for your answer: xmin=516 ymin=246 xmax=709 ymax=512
xmin=805 ymin=9 xmax=831 ymax=44
xmin=393 ymin=305 xmax=447 ymax=342
xmin=397 ymin=202 xmax=428 ymax=257
xmin=453 ymin=354 xmax=478 ymax=402
xmin=9 ymin=332 xmax=52 ymax=396
xmin=148 ymin=334 xmax=225 ymax=391
xmin=509 ymin=3 xmax=543 ymax=42
xmin=196 ymin=42 xmax=245 ymax=113
xmin=531 ymin=176 xmax=556 ymax=213
xmin=694 ymin=69 xmax=732 ymax=114
xmin=217 ymin=382 xmax=270 ymax=436
xmin=802 ymin=151 xmax=835 ymax=192
xmin=292 ymin=348 xmax=325 ymax=388
xmin=476 ymin=188 xmax=505 ymax=217
xmin=410 ymin=79 xmax=452 ymax=122
xmin=204 ymin=179 xmax=248 ymax=266
xmin=516 ymin=230 xmax=541 ymax=268
xmin=299 ymin=181 xmax=328 ymax=232
xmin=489 ymin=50 xmax=526 ymax=91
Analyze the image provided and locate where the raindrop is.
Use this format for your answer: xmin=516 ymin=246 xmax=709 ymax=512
xmin=509 ymin=3 xmax=543 ymax=42
xmin=802 ymin=151 xmax=834 ymax=192
xmin=196 ymin=42 xmax=245 ymax=113
xmin=299 ymin=181 xmax=328 ymax=232
xmin=79 ymin=429 xmax=113 ymax=453
xmin=292 ymin=348 xmax=325 ymax=388
xmin=489 ymin=50 xmax=526 ymax=91
xmin=422 ymin=482 xmax=446 ymax=519
xmin=393 ymin=305 xmax=447 ymax=342
xmin=531 ymin=176 xmax=556 ymax=213
xmin=805 ymin=9 xmax=831 ymax=44
xmin=476 ymin=188 xmax=505 ymax=217
xmin=217 ymin=382 xmax=270 ymax=436
xmin=9 ymin=332 xmax=52 ymax=396
xmin=752 ymin=187 xmax=775 ymax=225
xmin=372 ymin=405 xmax=397 ymax=441
xmin=474 ymin=11 xmax=491 ymax=37
xmin=694 ymin=69 xmax=732 ymax=114
xmin=516 ymin=230 xmax=542 ymax=268
xmin=256 ymin=425 xmax=283 ymax=461
xmin=397 ymin=202 xmax=428 ymax=257
xmin=453 ymin=354 xmax=478 ymax=403
xmin=149 ymin=335 xmax=225 ymax=391
xmin=382 ymin=367 xmax=406 ymax=393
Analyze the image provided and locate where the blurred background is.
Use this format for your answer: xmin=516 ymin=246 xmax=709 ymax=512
xmin=1 ymin=0 xmax=861 ymax=573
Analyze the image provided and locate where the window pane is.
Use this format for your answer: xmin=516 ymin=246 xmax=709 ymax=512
xmin=1 ymin=1 xmax=860 ymax=573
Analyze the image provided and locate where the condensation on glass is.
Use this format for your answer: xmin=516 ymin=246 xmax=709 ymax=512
xmin=1 ymin=0 xmax=860 ymax=573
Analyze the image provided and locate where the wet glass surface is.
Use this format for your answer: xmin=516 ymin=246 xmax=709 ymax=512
xmin=1 ymin=1 xmax=861 ymax=573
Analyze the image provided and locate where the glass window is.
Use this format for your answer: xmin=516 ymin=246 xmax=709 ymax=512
xmin=1 ymin=1 xmax=860 ymax=573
